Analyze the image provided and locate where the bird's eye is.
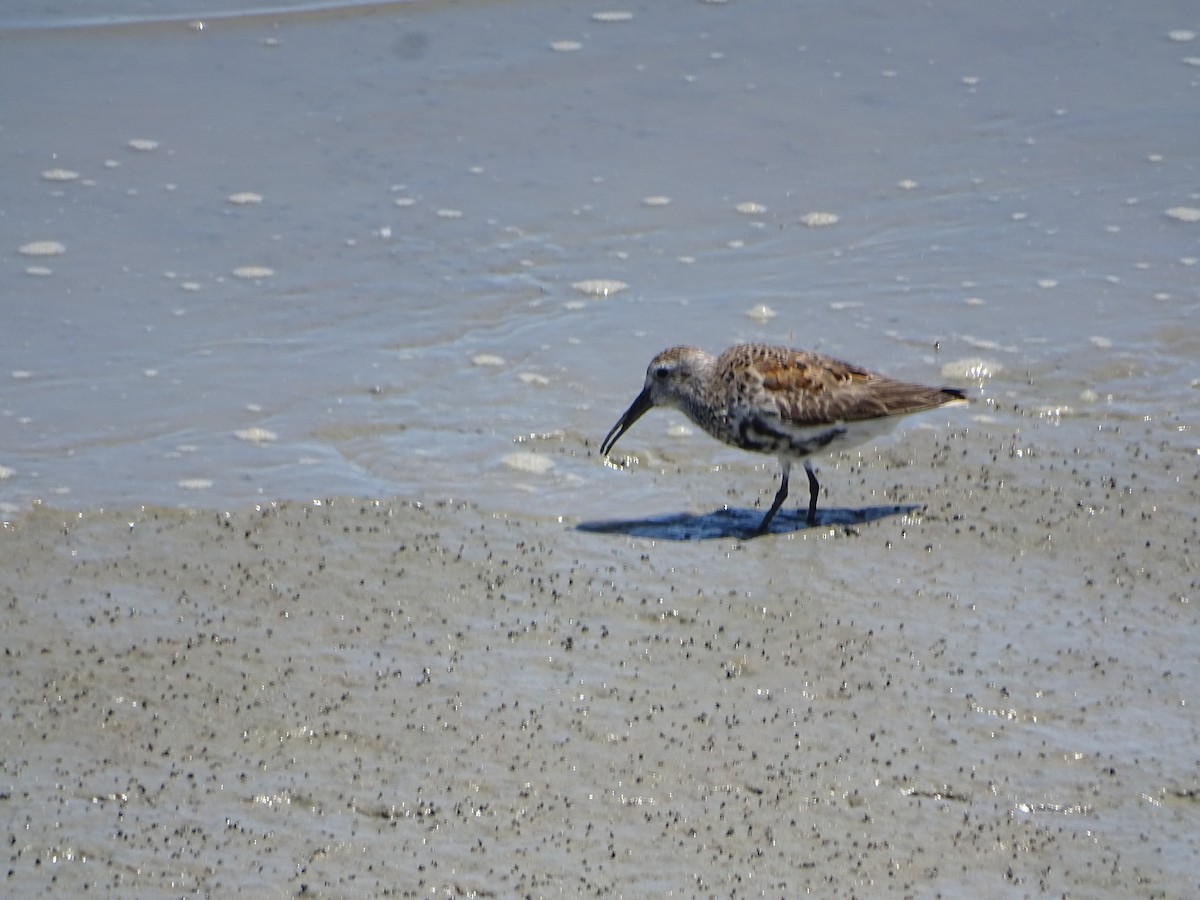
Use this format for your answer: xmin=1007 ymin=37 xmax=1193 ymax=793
xmin=654 ymin=366 xmax=670 ymax=379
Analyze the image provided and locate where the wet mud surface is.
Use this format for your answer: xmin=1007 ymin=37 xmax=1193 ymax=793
xmin=4 ymin=418 xmax=1197 ymax=896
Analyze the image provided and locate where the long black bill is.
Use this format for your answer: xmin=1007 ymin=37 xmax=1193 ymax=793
xmin=600 ymin=386 xmax=654 ymax=457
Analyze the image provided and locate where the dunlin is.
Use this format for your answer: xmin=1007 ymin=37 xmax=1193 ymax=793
xmin=600 ymin=344 xmax=967 ymax=535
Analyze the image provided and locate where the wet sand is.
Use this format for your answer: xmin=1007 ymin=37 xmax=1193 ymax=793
xmin=4 ymin=418 xmax=1198 ymax=896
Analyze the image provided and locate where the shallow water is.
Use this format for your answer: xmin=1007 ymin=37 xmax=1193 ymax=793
xmin=3 ymin=0 xmax=1198 ymax=516
xmin=2 ymin=2 xmax=1200 ymax=896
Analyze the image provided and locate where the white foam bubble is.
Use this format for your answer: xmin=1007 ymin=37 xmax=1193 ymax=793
xmin=234 ymin=427 xmax=278 ymax=443
xmin=800 ymin=211 xmax=839 ymax=227
xmin=19 ymin=241 xmax=65 ymax=256
xmin=232 ymin=266 xmax=274 ymax=279
xmin=942 ymin=357 xmax=1001 ymax=380
xmin=502 ymin=453 xmax=554 ymax=474
xmin=1165 ymin=206 xmax=1200 ymax=222
xmin=571 ymin=279 xmax=628 ymax=297
xmin=745 ymin=304 xmax=777 ymax=322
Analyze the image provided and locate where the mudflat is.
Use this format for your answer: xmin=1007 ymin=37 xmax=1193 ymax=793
xmin=4 ymin=419 xmax=1197 ymax=896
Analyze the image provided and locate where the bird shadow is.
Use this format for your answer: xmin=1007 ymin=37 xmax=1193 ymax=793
xmin=576 ymin=504 xmax=919 ymax=541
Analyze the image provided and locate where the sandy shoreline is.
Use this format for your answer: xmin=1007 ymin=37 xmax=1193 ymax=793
xmin=4 ymin=1 xmax=1199 ymax=893
xmin=4 ymin=420 xmax=1197 ymax=897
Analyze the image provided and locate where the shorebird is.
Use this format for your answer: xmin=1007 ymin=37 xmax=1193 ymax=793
xmin=600 ymin=344 xmax=967 ymax=535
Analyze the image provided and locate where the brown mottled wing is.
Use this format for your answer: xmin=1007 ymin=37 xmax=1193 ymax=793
xmin=752 ymin=347 xmax=962 ymax=425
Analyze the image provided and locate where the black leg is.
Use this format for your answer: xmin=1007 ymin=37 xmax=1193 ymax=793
xmin=756 ymin=460 xmax=791 ymax=536
xmin=804 ymin=461 xmax=819 ymax=526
